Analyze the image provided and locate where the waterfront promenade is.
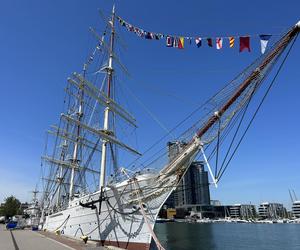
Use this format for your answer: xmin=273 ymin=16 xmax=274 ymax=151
xmin=0 ymin=224 xmax=122 ymax=250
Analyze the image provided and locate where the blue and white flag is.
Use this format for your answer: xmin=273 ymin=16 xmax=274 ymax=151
xmin=259 ymin=35 xmax=272 ymax=54
xmin=195 ymin=37 xmax=202 ymax=47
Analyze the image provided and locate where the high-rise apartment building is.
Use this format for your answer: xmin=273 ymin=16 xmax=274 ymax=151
xmin=164 ymin=141 xmax=210 ymax=208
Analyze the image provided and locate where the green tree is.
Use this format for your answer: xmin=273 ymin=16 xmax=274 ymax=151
xmin=0 ymin=196 xmax=21 ymax=218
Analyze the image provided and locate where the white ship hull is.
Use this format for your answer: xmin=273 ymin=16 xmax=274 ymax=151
xmin=25 ymin=205 xmax=40 ymax=228
xmin=43 ymin=172 xmax=178 ymax=250
xmin=43 ymin=129 xmax=200 ymax=249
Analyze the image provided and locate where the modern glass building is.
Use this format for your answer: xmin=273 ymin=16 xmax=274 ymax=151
xmin=165 ymin=141 xmax=210 ymax=208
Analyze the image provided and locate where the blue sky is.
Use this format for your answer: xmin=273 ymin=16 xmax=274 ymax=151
xmin=0 ymin=0 xmax=299 ymax=209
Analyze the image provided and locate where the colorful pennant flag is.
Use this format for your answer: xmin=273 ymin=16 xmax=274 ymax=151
xmin=195 ymin=37 xmax=202 ymax=47
xmin=119 ymin=18 xmax=126 ymax=27
xmin=166 ymin=36 xmax=174 ymax=47
xmin=216 ymin=38 xmax=223 ymax=49
xmin=145 ymin=32 xmax=152 ymax=39
xmin=134 ymin=27 xmax=144 ymax=38
xmin=173 ymin=37 xmax=179 ymax=48
xmin=239 ymin=36 xmax=251 ymax=52
xmin=118 ymin=15 xmax=274 ymax=54
xmin=207 ymin=38 xmax=213 ymax=47
xmin=178 ymin=37 xmax=184 ymax=49
xmin=126 ymin=23 xmax=134 ymax=32
xmin=229 ymin=37 xmax=235 ymax=48
xmin=259 ymin=34 xmax=272 ymax=54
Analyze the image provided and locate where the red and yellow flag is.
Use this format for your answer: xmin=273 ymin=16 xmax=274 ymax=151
xmin=178 ymin=37 xmax=184 ymax=49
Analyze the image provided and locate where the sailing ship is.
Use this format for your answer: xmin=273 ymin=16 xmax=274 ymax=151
xmin=39 ymin=5 xmax=300 ymax=250
xmin=24 ymin=190 xmax=40 ymax=229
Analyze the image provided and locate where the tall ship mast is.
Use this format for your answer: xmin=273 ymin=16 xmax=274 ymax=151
xmin=100 ymin=4 xmax=116 ymax=190
xmin=39 ymin=6 xmax=300 ymax=250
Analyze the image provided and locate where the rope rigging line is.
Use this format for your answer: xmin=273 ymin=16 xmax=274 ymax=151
xmin=126 ymin=44 xmax=271 ymax=173
xmin=76 ymin=138 xmax=101 ymax=193
xmin=74 ymin=227 xmax=85 ymax=237
xmin=131 ymin=26 xmax=298 ymax=180
xmin=106 ymin=198 xmax=141 ymax=215
xmin=131 ymin=76 xmax=199 ymax=106
xmin=43 ymin=75 xmax=87 ymax=202
xmin=116 ymin=15 xmax=281 ymax=40
xmin=214 ymin=118 xmax=221 ymax=178
xmin=43 ymin=117 xmax=65 ymax=202
xmin=207 ymin=30 xmax=297 ymax=182
xmin=202 ymin=80 xmax=259 ymax=181
xmin=217 ymin=33 xmax=299 ymax=182
xmin=45 ymin=116 xmax=81 ymax=206
xmin=47 ymin=25 xmax=110 ymax=199
xmin=131 ymin=177 xmax=166 ymax=250
xmin=121 ymin=80 xmax=176 ymax=139
xmin=215 ymin=83 xmax=257 ymax=179
xmin=139 ymin=82 xmax=252 ymax=173
xmin=79 ymin=28 xmax=108 ymax=155
xmin=206 ymin=101 xmax=249 ymax=162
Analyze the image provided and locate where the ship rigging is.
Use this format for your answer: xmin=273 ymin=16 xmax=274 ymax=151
xmin=38 ymin=6 xmax=299 ymax=250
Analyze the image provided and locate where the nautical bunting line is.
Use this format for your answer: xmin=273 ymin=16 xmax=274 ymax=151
xmin=117 ymin=16 xmax=273 ymax=53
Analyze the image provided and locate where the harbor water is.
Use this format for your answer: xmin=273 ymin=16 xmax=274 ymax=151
xmin=151 ymin=222 xmax=300 ymax=250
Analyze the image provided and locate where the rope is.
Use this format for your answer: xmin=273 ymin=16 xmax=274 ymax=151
xmin=74 ymin=227 xmax=84 ymax=237
xmin=214 ymin=118 xmax=221 ymax=178
xmin=216 ymin=83 xmax=257 ymax=179
xmin=122 ymin=81 xmax=175 ymax=139
xmin=119 ymin=169 xmax=165 ymax=249
xmin=217 ymin=32 xmax=299 ymax=182
xmin=127 ymin=49 xmax=266 ymax=173
xmin=206 ymin=102 xmax=248 ymax=161
xmin=117 ymin=15 xmax=281 ymax=40
xmin=106 ymin=198 xmax=141 ymax=215
xmin=53 ymin=214 xmax=70 ymax=232
xmin=132 ymin=178 xmax=165 ymax=250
